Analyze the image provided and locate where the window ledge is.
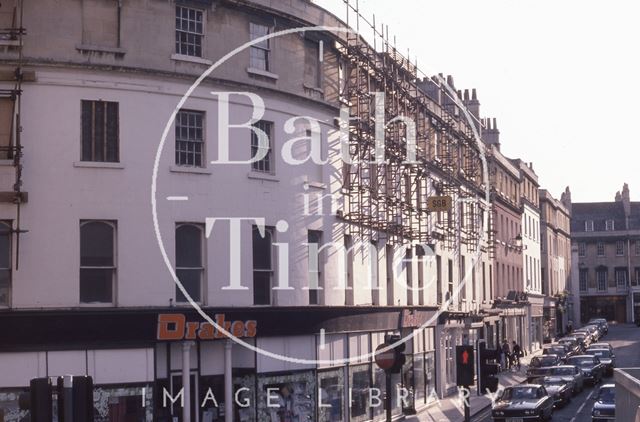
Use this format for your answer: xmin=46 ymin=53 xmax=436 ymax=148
xmin=306 ymin=181 xmax=326 ymax=189
xmin=246 ymin=67 xmax=279 ymax=80
xmin=76 ymin=44 xmax=126 ymax=55
xmin=171 ymin=54 xmax=213 ymax=66
xmin=303 ymin=83 xmax=324 ymax=94
xmin=247 ymin=171 xmax=279 ymax=182
xmin=170 ymin=165 xmax=212 ymax=175
xmin=74 ymin=161 xmax=124 ymax=169
xmin=0 ymin=39 xmax=22 ymax=47
xmin=78 ymin=302 xmax=115 ymax=307
xmin=0 ymin=159 xmax=15 ymax=166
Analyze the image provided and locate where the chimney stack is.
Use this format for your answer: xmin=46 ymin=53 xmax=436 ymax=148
xmin=466 ymin=87 xmax=480 ymax=118
xmin=482 ymin=117 xmax=500 ymax=149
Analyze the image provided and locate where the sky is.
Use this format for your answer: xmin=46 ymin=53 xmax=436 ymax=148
xmin=313 ymin=0 xmax=640 ymax=203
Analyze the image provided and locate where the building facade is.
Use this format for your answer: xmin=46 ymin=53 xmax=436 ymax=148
xmin=570 ymin=184 xmax=640 ymax=324
xmin=540 ymin=188 xmax=572 ymax=339
xmin=485 ymin=141 xmax=527 ymax=351
xmin=515 ymin=160 xmax=543 ymax=351
xmin=0 ymin=0 xmax=563 ymax=421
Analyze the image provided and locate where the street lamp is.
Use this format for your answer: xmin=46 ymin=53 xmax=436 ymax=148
xmin=514 ymin=234 xmax=523 ymax=248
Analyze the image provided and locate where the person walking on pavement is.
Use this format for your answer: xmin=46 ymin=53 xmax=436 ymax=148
xmin=512 ymin=341 xmax=522 ymax=371
xmin=501 ymin=340 xmax=511 ymax=371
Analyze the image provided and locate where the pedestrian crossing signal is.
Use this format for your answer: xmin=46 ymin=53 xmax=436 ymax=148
xmin=456 ymin=345 xmax=475 ymax=387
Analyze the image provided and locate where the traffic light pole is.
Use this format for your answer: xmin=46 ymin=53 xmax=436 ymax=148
xmin=477 ymin=339 xmax=485 ymax=396
xmin=463 ymin=388 xmax=470 ymax=422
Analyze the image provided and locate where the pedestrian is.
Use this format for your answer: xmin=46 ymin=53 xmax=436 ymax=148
xmin=501 ymin=340 xmax=511 ymax=370
xmin=567 ymin=320 xmax=573 ymax=334
xmin=512 ymin=341 xmax=522 ymax=370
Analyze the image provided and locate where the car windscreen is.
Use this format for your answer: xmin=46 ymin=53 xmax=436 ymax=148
xmin=597 ymin=387 xmax=615 ymax=403
xmin=536 ymin=356 xmax=557 ymax=366
xmin=543 ymin=377 xmax=565 ymax=386
xmin=568 ymin=357 xmax=594 ymax=367
xmin=587 ymin=349 xmax=610 ymax=358
xmin=550 ymin=367 xmax=574 ymax=376
xmin=502 ymin=387 xmax=538 ymax=400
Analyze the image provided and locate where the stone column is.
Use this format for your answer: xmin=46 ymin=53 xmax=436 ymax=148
xmin=225 ymin=340 xmax=234 ymax=422
xmin=182 ymin=341 xmax=193 ymax=422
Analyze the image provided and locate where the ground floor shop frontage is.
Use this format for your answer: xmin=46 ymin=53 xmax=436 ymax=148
xmin=580 ymin=294 xmax=628 ymax=323
xmin=527 ymin=295 xmax=544 ymax=352
xmin=0 ymin=307 xmax=441 ymax=422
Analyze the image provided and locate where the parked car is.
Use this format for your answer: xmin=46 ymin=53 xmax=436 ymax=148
xmin=588 ymin=343 xmax=614 ymax=354
xmin=558 ymin=337 xmax=582 ymax=355
xmin=588 ymin=318 xmax=609 ymax=335
xmin=585 ymin=348 xmax=616 ymax=376
xmin=574 ymin=328 xmax=596 ymax=343
xmin=592 ymin=383 xmax=615 ymax=421
xmin=526 ymin=365 xmax=555 ymax=382
xmin=542 ymin=344 xmax=570 ymax=361
xmin=549 ymin=365 xmax=585 ymax=394
xmin=566 ymin=355 xmax=605 ymax=384
xmin=491 ymin=384 xmax=555 ymax=421
xmin=573 ymin=331 xmax=592 ymax=347
xmin=584 ymin=325 xmax=602 ymax=341
xmin=531 ymin=376 xmax=573 ymax=407
xmin=527 ymin=354 xmax=562 ymax=380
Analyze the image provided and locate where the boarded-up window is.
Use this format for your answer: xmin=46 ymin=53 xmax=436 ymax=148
xmin=81 ymin=0 xmax=119 ymax=47
xmin=304 ymin=39 xmax=321 ymax=88
xmin=0 ymin=98 xmax=14 ymax=159
xmin=81 ymin=100 xmax=119 ymax=162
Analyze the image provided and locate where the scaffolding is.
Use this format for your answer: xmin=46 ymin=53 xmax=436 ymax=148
xmin=0 ymin=0 xmax=27 ymax=270
xmin=338 ymin=0 xmax=487 ymax=249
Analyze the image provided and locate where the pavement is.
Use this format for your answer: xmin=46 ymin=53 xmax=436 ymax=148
xmin=406 ymin=349 xmax=541 ymax=422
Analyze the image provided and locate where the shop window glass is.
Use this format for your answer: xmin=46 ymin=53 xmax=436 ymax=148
xmin=349 ymin=364 xmax=371 ymax=422
xmin=318 ymin=368 xmax=344 ymax=422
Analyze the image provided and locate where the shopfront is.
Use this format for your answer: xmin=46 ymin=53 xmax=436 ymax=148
xmin=1 ymin=306 xmax=439 ymax=421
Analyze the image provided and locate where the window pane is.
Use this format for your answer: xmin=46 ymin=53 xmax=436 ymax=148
xmin=176 ymin=268 xmax=202 ymax=302
xmin=318 ymin=369 xmax=344 ymax=422
xmin=252 ymin=227 xmax=272 ymax=269
xmin=175 ymin=110 xmax=204 ymax=167
xmin=106 ymin=102 xmax=119 ymax=162
xmin=81 ymin=100 xmax=93 ymax=161
xmin=349 ymin=364 xmax=371 ymax=421
xmin=253 ymin=271 xmax=271 ymax=305
xmin=80 ymin=268 xmax=113 ymax=303
xmin=0 ymin=225 xmax=10 ymax=269
xmin=80 ymin=222 xmax=114 ymax=266
xmin=0 ymin=269 xmax=10 ymax=305
xmin=175 ymin=6 xmax=203 ymax=57
xmin=176 ymin=225 xmax=202 ymax=267
xmin=94 ymin=101 xmax=105 ymax=162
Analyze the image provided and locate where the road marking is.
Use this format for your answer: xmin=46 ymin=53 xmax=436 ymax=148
xmin=166 ymin=196 xmax=189 ymax=201
xmin=569 ymin=388 xmax=596 ymax=422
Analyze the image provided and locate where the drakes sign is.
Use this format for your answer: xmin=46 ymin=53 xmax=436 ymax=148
xmin=157 ymin=313 xmax=257 ymax=341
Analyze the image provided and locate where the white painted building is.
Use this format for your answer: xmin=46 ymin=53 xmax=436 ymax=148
xmin=0 ymin=0 xmax=495 ymax=421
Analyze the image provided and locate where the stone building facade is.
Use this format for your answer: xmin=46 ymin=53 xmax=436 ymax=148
xmin=571 ymin=184 xmax=640 ymax=324
xmin=540 ymin=188 xmax=573 ymax=339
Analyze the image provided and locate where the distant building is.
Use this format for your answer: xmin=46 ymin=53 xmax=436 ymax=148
xmin=540 ymin=188 xmax=572 ymax=338
xmin=570 ymin=184 xmax=640 ymax=323
xmin=487 ymin=143 xmax=526 ymax=349
xmin=514 ymin=160 xmax=543 ymax=351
